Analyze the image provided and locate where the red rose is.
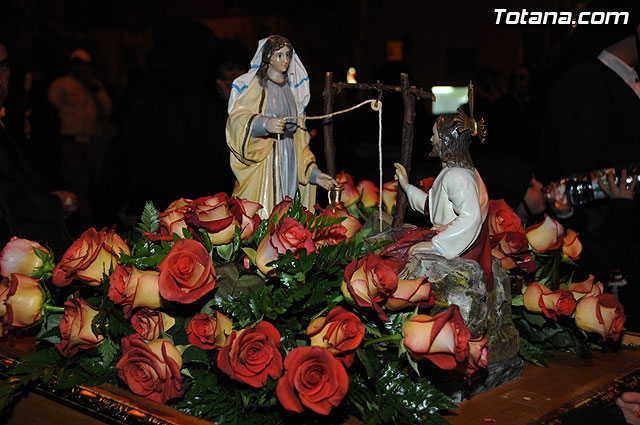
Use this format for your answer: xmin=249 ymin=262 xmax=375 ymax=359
xmin=228 ymin=197 xmax=263 ymax=240
xmin=217 ymin=321 xmax=283 ymax=388
xmin=276 ymin=346 xmax=349 ymax=415
xmin=311 ymin=207 xmax=362 ymax=247
xmin=3 ymin=273 xmax=44 ymax=328
xmin=356 ymin=180 xmax=379 ymax=208
xmin=131 ymin=308 xmax=175 ymax=341
xmin=523 ymin=283 xmax=576 ymax=320
xmin=418 ymin=177 xmax=436 ymax=194
xmin=402 ymin=304 xmax=471 ymax=369
xmin=526 ymin=215 xmax=564 ymax=253
xmin=491 ymin=231 xmax=530 ymax=270
xmin=569 ymin=274 xmax=604 ymax=300
xmin=256 ymin=217 xmax=317 ymax=276
xmin=0 ymin=237 xmax=48 ymax=279
xmin=562 ymin=228 xmax=582 ymax=260
xmin=158 ymin=239 xmax=218 ymax=303
xmin=56 ymin=293 xmax=104 ymax=357
xmin=52 ymin=227 xmax=130 ymax=287
xmin=382 ymin=181 xmax=398 ymax=215
xmin=108 ymin=265 xmax=162 ymax=318
xmin=116 ymin=335 xmax=183 ymax=404
xmin=268 ymin=197 xmax=313 ymax=231
xmin=335 ymin=171 xmax=360 ymax=207
xmin=341 ymin=253 xmax=398 ymax=321
xmin=384 ymin=277 xmax=434 ymax=311
xmin=184 ymin=194 xmax=236 ymax=245
xmin=488 ymin=199 xmax=524 ymax=236
xmin=187 ymin=311 xmax=233 ymax=350
xmin=575 ymin=294 xmax=625 ymax=342
xmin=465 ymin=336 xmax=489 ymax=376
xmin=306 ymin=307 xmax=365 ymax=367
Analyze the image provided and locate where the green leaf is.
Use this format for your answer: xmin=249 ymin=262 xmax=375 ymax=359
xmin=182 ymin=346 xmax=209 ymax=365
xmin=242 ymin=247 xmax=257 ymax=265
xmin=523 ymin=310 xmax=547 ymax=327
xmin=36 ymin=312 xmax=63 ymax=344
xmin=98 ymin=338 xmax=119 ymax=368
xmin=134 ymin=201 xmax=160 ymax=235
xmin=511 ymin=294 xmax=524 ymax=306
xmin=216 ymin=243 xmax=234 ymax=261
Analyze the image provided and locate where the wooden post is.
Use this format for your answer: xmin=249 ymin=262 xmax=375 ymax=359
xmin=393 ymin=73 xmax=416 ymax=227
xmin=322 ymin=72 xmax=336 ymax=177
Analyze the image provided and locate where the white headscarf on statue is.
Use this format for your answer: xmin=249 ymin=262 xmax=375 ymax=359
xmin=227 ymin=36 xmax=310 ymax=116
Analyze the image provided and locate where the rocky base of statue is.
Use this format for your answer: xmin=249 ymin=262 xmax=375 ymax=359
xmin=402 ymin=252 xmax=522 ymax=399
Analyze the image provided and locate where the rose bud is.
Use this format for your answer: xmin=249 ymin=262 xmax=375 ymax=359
xmin=55 ymin=293 xmax=104 ymax=357
xmin=52 ymin=227 xmax=130 ymax=287
xmin=418 ymin=177 xmax=436 ymax=194
xmin=526 ymin=215 xmax=564 ymax=253
xmin=356 ymin=180 xmax=379 ymax=208
xmin=184 ymin=194 xmax=236 ymax=245
xmin=217 ymin=321 xmax=283 ymax=388
xmin=384 ymin=277 xmax=434 ymax=311
xmin=306 ymin=307 xmax=365 ymax=367
xmin=523 ymin=283 xmax=576 ymax=320
xmin=131 ymin=308 xmax=175 ymax=341
xmin=228 ymin=197 xmax=263 ymax=240
xmin=117 ymin=335 xmax=183 ymax=404
xmin=341 ymin=253 xmax=398 ymax=322
xmin=158 ymin=239 xmax=218 ymax=304
xmin=491 ymin=232 xmax=530 ymax=270
xmin=0 ymin=237 xmax=48 ymax=279
xmin=569 ymin=275 xmax=604 ymax=300
xmin=158 ymin=198 xmax=192 ymax=239
xmin=402 ymin=304 xmax=471 ymax=370
xmin=487 ymin=199 xmax=525 ymax=236
xmin=562 ymin=228 xmax=582 ymax=260
xmin=187 ymin=311 xmax=233 ymax=350
xmin=268 ymin=197 xmax=313 ymax=231
xmin=276 ymin=346 xmax=349 ymax=415
xmin=312 ymin=207 xmax=362 ymax=247
xmin=335 ymin=171 xmax=360 ymax=207
xmin=575 ymin=294 xmax=625 ymax=342
xmin=465 ymin=336 xmax=489 ymax=376
xmin=3 ymin=273 xmax=44 ymax=327
xmin=108 ymin=265 xmax=162 ymax=318
xmin=256 ymin=217 xmax=317 ymax=277
xmin=382 ymin=181 xmax=398 ymax=215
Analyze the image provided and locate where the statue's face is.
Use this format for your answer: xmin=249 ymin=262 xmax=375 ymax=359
xmin=429 ymin=122 xmax=442 ymax=158
xmin=269 ymin=46 xmax=292 ymax=75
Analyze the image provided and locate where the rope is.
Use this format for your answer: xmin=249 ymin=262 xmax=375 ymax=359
xmin=282 ymin=99 xmax=382 ymax=121
xmin=377 ymin=106 xmax=383 ymax=232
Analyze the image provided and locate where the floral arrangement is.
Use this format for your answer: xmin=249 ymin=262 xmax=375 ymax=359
xmin=487 ymin=199 xmax=625 ymax=366
xmin=0 ymin=190 xmax=496 ymax=425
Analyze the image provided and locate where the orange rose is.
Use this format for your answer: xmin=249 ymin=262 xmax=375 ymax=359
xmin=117 ymin=335 xmax=183 ymax=403
xmin=184 ymin=194 xmax=236 ymax=245
xmin=52 ymin=227 xmax=130 ymax=287
xmin=0 ymin=278 xmax=10 ymax=335
xmin=158 ymin=198 xmax=192 ymax=239
xmin=0 ymin=237 xmax=48 ymax=279
xmin=356 ymin=180 xmax=379 ymax=208
xmin=56 ymin=293 xmax=104 ymax=357
xmin=382 ymin=181 xmax=398 ymax=215
xmin=256 ymin=217 xmax=317 ymax=276
xmin=131 ymin=308 xmax=175 ymax=341
xmin=341 ymin=253 xmax=398 ymax=321
xmin=158 ymin=239 xmax=218 ymax=303
xmin=312 ymin=207 xmax=362 ymax=247
xmin=306 ymin=307 xmax=365 ymax=367
xmin=335 ymin=171 xmax=360 ymax=207
xmin=575 ymin=294 xmax=625 ymax=342
xmin=526 ymin=215 xmax=564 ymax=253
xmin=523 ymin=283 xmax=576 ymax=320
xmin=569 ymin=275 xmax=604 ymax=300
xmin=466 ymin=336 xmax=489 ymax=376
xmin=384 ymin=277 xmax=434 ymax=311
xmin=187 ymin=311 xmax=233 ymax=350
xmin=402 ymin=305 xmax=471 ymax=369
xmin=3 ymin=273 xmax=44 ymax=327
xmin=562 ymin=228 xmax=582 ymax=260
xmin=268 ymin=197 xmax=313 ymax=231
xmin=228 ymin=197 xmax=263 ymax=240
xmin=108 ymin=265 xmax=162 ymax=318
xmin=487 ymin=199 xmax=524 ymax=236
xmin=491 ymin=232 xmax=530 ymax=270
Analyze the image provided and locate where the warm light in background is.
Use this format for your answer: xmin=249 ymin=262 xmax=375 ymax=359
xmin=347 ymin=67 xmax=357 ymax=84
xmin=431 ymin=86 xmax=469 ymax=114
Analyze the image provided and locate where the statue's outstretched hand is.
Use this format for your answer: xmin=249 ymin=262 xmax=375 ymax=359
xmin=394 ymin=162 xmax=409 ymax=191
xmin=265 ymin=117 xmax=286 ymax=134
xmin=316 ymin=172 xmax=337 ymax=191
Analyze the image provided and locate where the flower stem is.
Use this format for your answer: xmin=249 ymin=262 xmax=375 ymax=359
xmin=44 ymin=305 xmax=65 ymax=313
xmin=364 ymin=334 xmax=402 ymax=347
xmin=311 ymin=295 xmax=345 ymax=320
